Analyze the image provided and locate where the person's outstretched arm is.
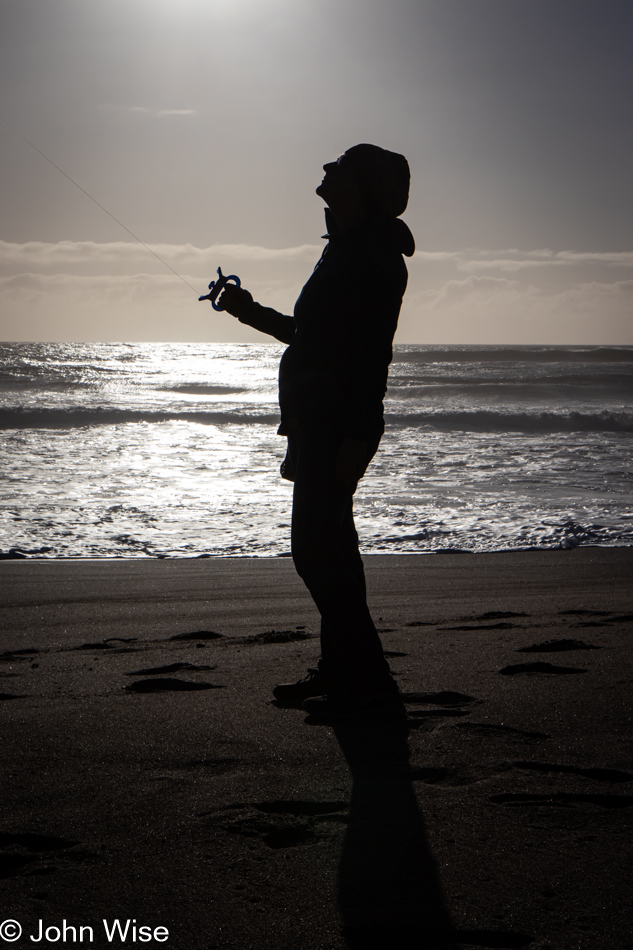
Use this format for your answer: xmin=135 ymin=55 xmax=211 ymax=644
xmin=219 ymin=285 xmax=295 ymax=345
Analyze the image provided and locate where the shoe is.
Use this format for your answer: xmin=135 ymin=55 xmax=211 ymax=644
xmin=272 ymin=667 xmax=327 ymax=707
xmin=302 ymin=685 xmax=406 ymax=720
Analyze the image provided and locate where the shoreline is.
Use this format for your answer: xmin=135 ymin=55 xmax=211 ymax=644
xmin=2 ymin=541 xmax=632 ymax=561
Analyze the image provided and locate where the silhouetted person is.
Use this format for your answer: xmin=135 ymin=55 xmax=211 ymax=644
xmin=219 ymin=143 xmax=415 ymax=717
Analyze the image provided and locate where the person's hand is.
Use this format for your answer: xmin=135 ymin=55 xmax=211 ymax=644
xmin=218 ymin=285 xmax=254 ymax=321
xmin=335 ymin=437 xmax=368 ymax=486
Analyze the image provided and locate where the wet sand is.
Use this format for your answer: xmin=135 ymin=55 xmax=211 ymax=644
xmin=1 ymin=549 xmax=632 ymax=950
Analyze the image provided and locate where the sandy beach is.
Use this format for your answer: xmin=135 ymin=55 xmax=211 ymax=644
xmin=1 ymin=549 xmax=632 ymax=950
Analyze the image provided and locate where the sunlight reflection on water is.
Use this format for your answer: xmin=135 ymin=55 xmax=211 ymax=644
xmin=1 ymin=342 xmax=632 ymax=557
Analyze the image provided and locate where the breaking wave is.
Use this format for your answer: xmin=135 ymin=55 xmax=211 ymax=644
xmin=3 ymin=406 xmax=632 ymax=434
xmin=0 ymin=407 xmax=280 ymax=430
xmin=388 ymin=408 xmax=633 ymax=433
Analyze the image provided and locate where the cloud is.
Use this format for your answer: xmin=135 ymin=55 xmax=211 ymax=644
xmin=427 ymin=274 xmax=518 ymax=303
xmin=0 ymin=267 xmax=307 ymax=343
xmin=0 ymin=271 xmax=183 ymax=300
xmin=415 ymin=273 xmax=633 ymax=311
xmin=2 ymin=240 xmax=632 ymax=344
xmin=554 ymin=251 xmax=633 ymax=266
xmin=5 ymin=241 xmax=632 ymax=278
xmin=413 ymin=249 xmax=633 ymax=273
xmin=0 ymin=271 xmax=271 ymax=343
xmin=397 ymin=275 xmax=633 ymax=344
xmin=0 ymin=240 xmax=324 ymax=341
xmin=459 ymin=258 xmax=559 ymax=272
xmin=0 ymin=239 xmax=320 ymax=268
xmin=412 ymin=250 xmax=461 ymax=262
xmin=0 ymin=270 xmax=305 ymax=310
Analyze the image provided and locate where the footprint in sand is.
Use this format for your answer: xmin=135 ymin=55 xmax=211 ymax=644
xmin=404 ymin=612 xmax=528 ymax=629
xmin=558 ymin=609 xmax=609 ymax=616
xmin=498 ymin=661 xmax=587 ymax=675
xmin=1 ymin=648 xmax=40 ymax=661
xmin=241 ymin=629 xmax=316 ymax=645
xmin=478 ymin=611 xmax=529 ymax=619
xmin=411 ymin=761 xmax=633 ymax=787
xmin=575 ymin=613 xmax=633 ymax=627
xmin=557 ymin=609 xmax=633 ymax=626
xmin=402 ymin=690 xmax=479 ymax=706
xmin=73 ymin=638 xmax=137 ymax=651
xmin=0 ymin=834 xmax=86 ymax=880
xmin=444 ymin=621 xmax=524 ymax=631
xmin=201 ymin=800 xmax=349 ymax=849
xmin=439 ymin=611 xmax=530 ymax=632
xmin=0 ymin=833 xmax=80 ymax=851
xmin=126 ymin=662 xmax=216 ymax=676
xmin=517 ymin=639 xmax=600 ymax=653
xmin=125 ymin=678 xmax=224 ymax=693
xmin=168 ymin=630 xmax=223 ymax=641
xmin=513 ymin=761 xmax=633 ymax=782
xmin=401 ymin=692 xmax=480 ymax=730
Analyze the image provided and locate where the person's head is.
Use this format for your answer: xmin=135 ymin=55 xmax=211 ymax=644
xmin=316 ymin=144 xmax=410 ymax=227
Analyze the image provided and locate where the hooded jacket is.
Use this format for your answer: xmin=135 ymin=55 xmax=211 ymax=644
xmin=239 ymin=209 xmax=415 ymax=442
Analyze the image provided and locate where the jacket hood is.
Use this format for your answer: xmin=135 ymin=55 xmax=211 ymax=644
xmin=344 ymin=144 xmax=410 ymax=218
xmin=387 ymin=217 xmax=415 ymax=257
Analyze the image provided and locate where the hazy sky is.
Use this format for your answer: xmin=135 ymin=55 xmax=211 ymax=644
xmin=1 ymin=0 xmax=632 ymax=343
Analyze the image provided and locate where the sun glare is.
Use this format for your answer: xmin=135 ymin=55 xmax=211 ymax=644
xmin=158 ymin=0 xmax=278 ymax=14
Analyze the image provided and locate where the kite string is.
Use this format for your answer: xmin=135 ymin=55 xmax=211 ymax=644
xmin=0 ymin=112 xmax=200 ymax=295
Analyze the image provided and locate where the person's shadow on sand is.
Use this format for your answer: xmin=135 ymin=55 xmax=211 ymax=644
xmin=332 ymin=715 xmax=454 ymax=949
xmin=329 ymin=716 xmax=532 ymax=950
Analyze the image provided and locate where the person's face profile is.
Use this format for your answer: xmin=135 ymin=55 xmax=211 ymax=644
xmin=316 ymin=153 xmax=360 ymax=210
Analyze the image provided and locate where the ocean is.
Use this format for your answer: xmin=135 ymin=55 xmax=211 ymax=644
xmin=1 ymin=342 xmax=632 ymax=558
